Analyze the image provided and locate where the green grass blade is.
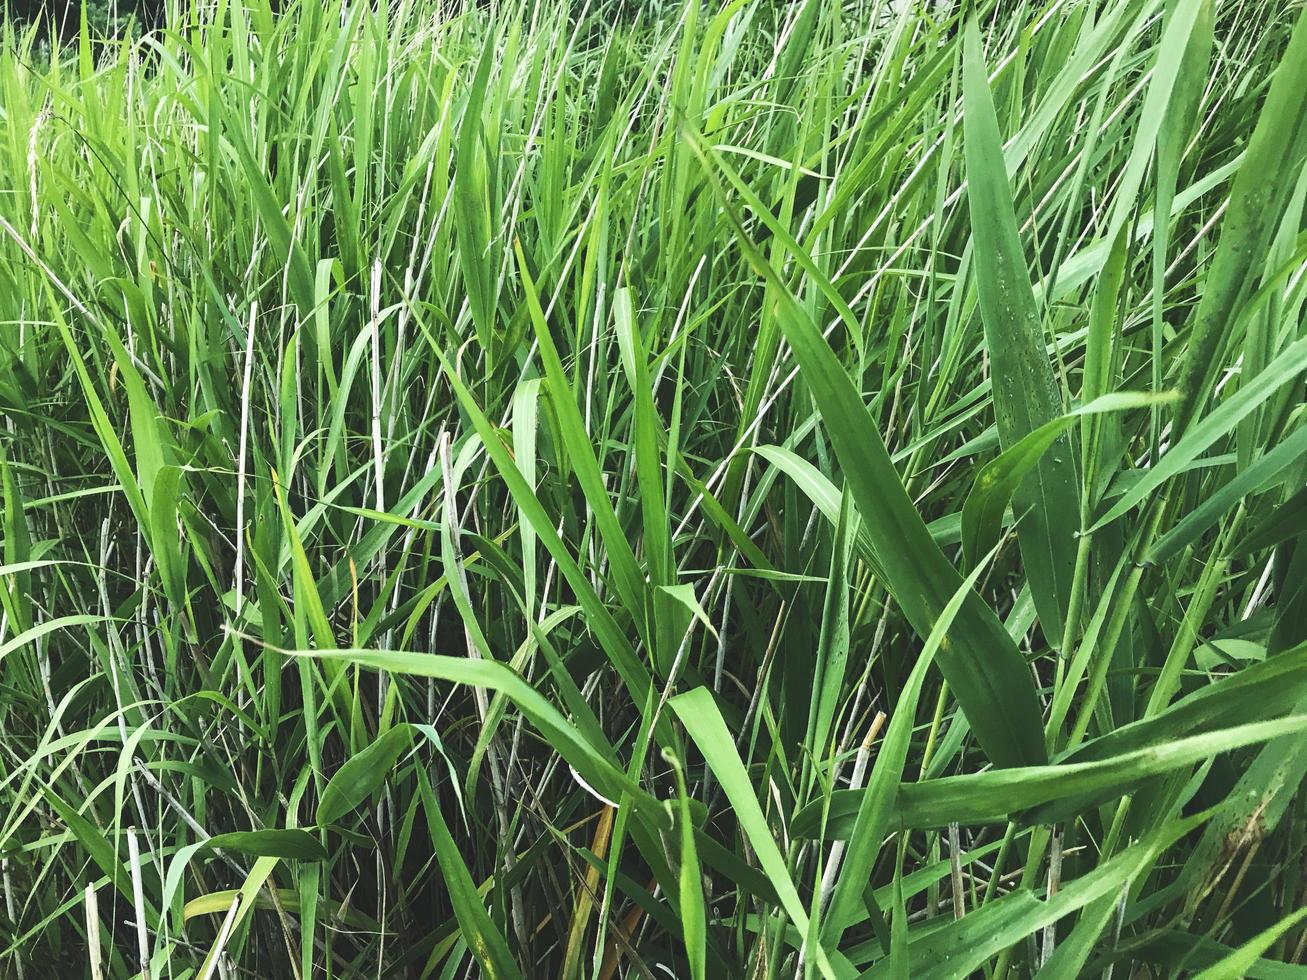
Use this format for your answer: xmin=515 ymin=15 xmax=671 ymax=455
xmin=962 ymin=18 xmax=1079 ymax=642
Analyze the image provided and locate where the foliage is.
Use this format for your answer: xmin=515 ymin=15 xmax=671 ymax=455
xmin=9 ymin=0 xmax=149 ymax=37
xmin=1 ymin=0 xmax=1306 ymax=976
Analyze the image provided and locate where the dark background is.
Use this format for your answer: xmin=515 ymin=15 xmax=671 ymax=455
xmin=8 ymin=0 xmax=164 ymax=36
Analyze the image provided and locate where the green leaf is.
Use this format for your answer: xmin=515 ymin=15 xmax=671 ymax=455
xmin=962 ymin=393 xmax=1172 ymax=570
xmin=149 ymin=464 xmax=187 ymax=611
xmin=271 ymin=469 xmax=336 ymax=651
xmin=798 ymin=713 xmax=1307 ymax=835
xmin=688 ymin=129 xmax=1047 ymax=769
xmin=206 ymin=830 xmax=328 ymax=862
xmin=1028 ymin=641 xmax=1307 ymax=823
xmin=823 ymin=550 xmax=991 ymax=944
xmin=219 ymin=114 xmax=317 ymax=319
xmin=193 ymin=856 xmax=281 ymax=978
xmin=429 ymin=330 xmax=653 ymax=709
xmin=670 ymin=687 xmax=838 ymax=979
xmin=667 ymin=749 xmax=706 ymax=980
xmin=302 ymin=649 xmax=669 ymax=830
xmin=181 ymin=884 xmax=374 ymax=928
xmin=863 ymin=811 xmax=1211 ymax=979
xmin=1093 ymin=336 xmax=1307 ymax=531
xmin=43 ymin=787 xmax=154 ymax=923
xmin=1174 ymin=5 xmax=1307 ymax=432
xmin=1192 ymin=907 xmax=1307 ymax=980
xmin=317 ymin=723 xmax=413 ymax=826
xmin=418 ymin=768 xmax=523 ymax=980
xmin=1149 ymin=423 xmax=1307 ymax=563
xmin=0 ymin=443 xmax=32 ymax=631
xmin=963 ymin=17 xmax=1080 ymax=641
xmin=453 ymin=26 xmax=500 ymax=365
xmin=754 ymin=445 xmax=960 ymax=555
xmin=0 ymin=615 xmax=107 ymax=666
xmin=1233 ymin=484 xmax=1307 ymax=556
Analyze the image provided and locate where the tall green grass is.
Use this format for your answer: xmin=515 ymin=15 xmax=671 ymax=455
xmin=1 ymin=0 xmax=1306 ymax=975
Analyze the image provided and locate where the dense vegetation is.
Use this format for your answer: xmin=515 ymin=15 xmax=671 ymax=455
xmin=1 ymin=0 xmax=1306 ymax=976
xmin=9 ymin=0 xmax=152 ymax=38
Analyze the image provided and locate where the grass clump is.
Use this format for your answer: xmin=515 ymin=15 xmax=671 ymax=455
xmin=2 ymin=0 xmax=1307 ymax=975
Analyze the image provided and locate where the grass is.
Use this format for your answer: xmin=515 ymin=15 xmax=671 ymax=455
xmin=1 ymin=0 xmax=1306 ymax=975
